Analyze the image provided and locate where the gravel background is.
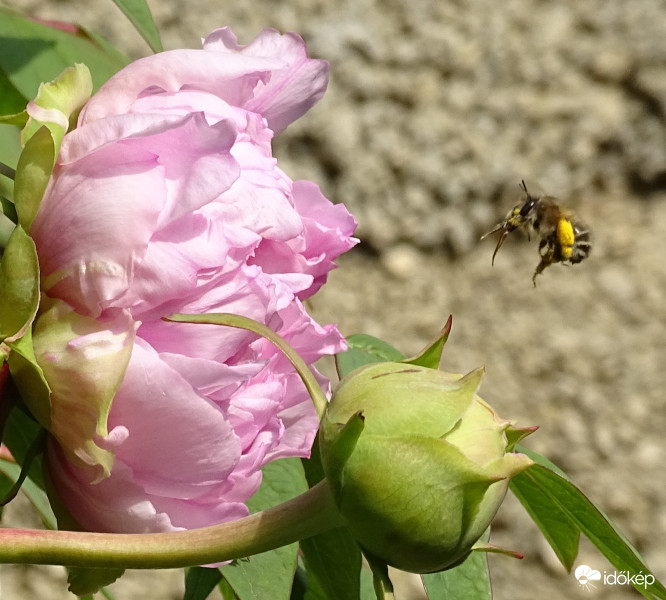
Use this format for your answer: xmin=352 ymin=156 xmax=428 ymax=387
xmin=2 ymin=1 xmax=666 ymax=599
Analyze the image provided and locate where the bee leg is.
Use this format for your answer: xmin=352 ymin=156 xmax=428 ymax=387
xmin=533 ymin=241 xmax=555 ymax=286
xmin=490 ymin=228 xmax=512 ymax=266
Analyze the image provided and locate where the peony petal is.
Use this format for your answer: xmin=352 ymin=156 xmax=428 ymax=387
xmin=203 ymin=28 xmax=330 ymax=133
xmin=108 ymin=339 xmax=242 ymax=496
xmin=47 ymin=440 xmax=182 ymax=533
xmin=79 ymin=48 xmax=281 ymax=124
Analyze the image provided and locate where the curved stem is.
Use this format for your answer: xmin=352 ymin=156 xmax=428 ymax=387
xmin=0 ymin=211 xmax=16 ymax=248
xmin=164 ymin=313 xmax=330 ymax=418
xmin=0 ymin=160 xmax=16 ymax=180
xmin=0 ymin=480 xmax=344 ymax=568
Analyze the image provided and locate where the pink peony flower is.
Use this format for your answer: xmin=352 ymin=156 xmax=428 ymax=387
xmin=29 ymin=27 xmax=357 ymax=533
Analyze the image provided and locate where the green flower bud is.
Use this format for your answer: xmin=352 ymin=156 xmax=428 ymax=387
xmin=319 ymin=362 xmax=535 ymax=573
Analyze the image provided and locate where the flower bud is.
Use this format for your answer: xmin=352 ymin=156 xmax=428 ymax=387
xmin=319 ymin=362 xmax=534 ymax=573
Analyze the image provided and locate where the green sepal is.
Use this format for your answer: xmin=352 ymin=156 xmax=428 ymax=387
xmin=404 ymin=315 xmax=452 ymax=369
xmin=14 ymin=64 xmax=93 ymax=231
xmin=13 ymin=125 xmax=54 ymax=231
xmin=33 ymin=298 xmax=136 ymax=482
xmin=321 ymin=411 xmax=365 ymax=501
xmin=0 ymin=224 xmax=39 ymax=342
xmin=504 ymin=425 xmax=540 ymax=453
xmin=7 ymin=329 xmax=52 ymax=430
xmin=21 ymin=63 xmax=92 ymax=149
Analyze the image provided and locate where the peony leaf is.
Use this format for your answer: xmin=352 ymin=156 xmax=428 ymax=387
xmin=0 ymin=125 xmax=21 ymax=204
xmin=363 ymin=552 xmax=394 ymax=600
xmin=0 ymin=8 xmax=128 ymax=100
xmin=66 ymin=566 xmax=125 ymax=597
xmin=109 ymin=0 xmax=163 ymax=53
xmin=0 ymin=428 xmax=45 ymax=508
xmin=510 ymin=446 xmax=666 ymax=599
xmin=0 ymin=69 xmax=26 ymax=116
xmin=300 ymin=438 xmax=368 ymax=600
xmin=184 ymin=567 xmax=223 ymax=600
xmin=218 ymin=458 xmax=307 ymax=600
xmin=0 ymin=456 xmax=56 ymax=529
xmin=300 ymin=527 xmax=365 ymax=600
xmin=421 ymin=529 xmax=492 ymax=600
xmin=335 ymin=334 xmax=404 ymax=379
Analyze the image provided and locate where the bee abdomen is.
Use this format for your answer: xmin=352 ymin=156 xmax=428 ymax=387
xmin=569 ymin=223 xmax=592 ymax=264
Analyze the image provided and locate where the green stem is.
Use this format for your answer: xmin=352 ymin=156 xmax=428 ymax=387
xmin=0 ymin=211 xmax=16 ymax=248
xmin=164 ymin=313 xmax=330 ymax=419
xmin=0 ymin=480 xmax=344 ymax=568
xmin=0 ymin=161 xmax=16 ymax=181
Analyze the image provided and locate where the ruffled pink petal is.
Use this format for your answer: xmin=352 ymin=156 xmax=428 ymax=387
xmin=79 ymin=50 xmax=278 ymax=124
xmin=33 ymin=112 xmax=240 ymax=317
xmin=203 ymin=28 xmax=330 ymax=133
xmin=33 ymin=143 xmax=166 ymax=317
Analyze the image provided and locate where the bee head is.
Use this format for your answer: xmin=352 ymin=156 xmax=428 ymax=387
xmin=481 ymin=181 xmax=538 ymax=265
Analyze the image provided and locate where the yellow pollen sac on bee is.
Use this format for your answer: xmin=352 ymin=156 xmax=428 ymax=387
xmin=556 ymin=217 xmax=575 ymax=260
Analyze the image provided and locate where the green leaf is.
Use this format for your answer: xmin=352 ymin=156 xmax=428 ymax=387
xmin=335 ymin=335 xmax=405 ymax=379
xmin=0 ymin=224 xmax=39 ymax=342
xmin=300 ymin=434 xmax=365 ymax=600
xmin=0 ymin=427 xmax=45 ymax=508
xmin=66 ymin=566 xmax=125 ymax=597
xmin=0 ymin=125 xmax=21 ymax=197
xmin=184 ymin=567 xmax=223 ymax=600
xmin=219 ymin=458 xmax=307 ymax=600
xmin=363 ymin=552 xmax=394 ymax=600
xmin=0 ymin=68 xmax=27 ymax=115
xmin=0 ymin=470 xmax=13 ymax=519
xmin=109 ymin=0 xmax=163 ymax=53
xmin=0 ymin=8 xmax=128 ymax=99
xmin=509 ymin=459 xmax=580 ymax=570
xmin=510 ymin=447 xmax=666 ymax=600
xmin=421 ymin=529 xmax=492 ymax=600
xmin=301 ymin=528 xmax=363 ymax=600
xmin=0 ymin=456 xmax=56 ymax=528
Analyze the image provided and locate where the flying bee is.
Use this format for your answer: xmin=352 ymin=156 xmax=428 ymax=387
xmin=481 ymin=180 xmax=592 ymax=286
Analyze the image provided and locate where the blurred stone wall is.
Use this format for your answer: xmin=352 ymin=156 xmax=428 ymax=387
xmin=3 ymin=1 xmax=666 ymax=599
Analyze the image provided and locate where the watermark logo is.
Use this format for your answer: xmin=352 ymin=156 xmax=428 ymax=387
xmin=575 ymin=565 xmax=602 ymax=590
xmin=574 ymin=564 xmax=655 ymax=592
